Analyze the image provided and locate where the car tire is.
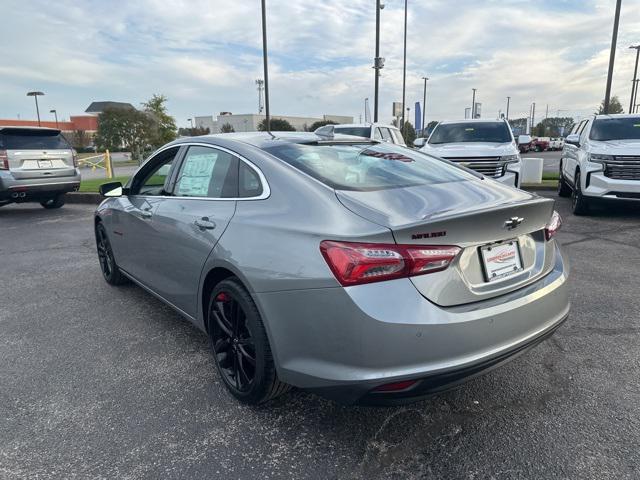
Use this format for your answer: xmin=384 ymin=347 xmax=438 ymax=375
xmin=571 ymin=171 xmax=590 ymax=215
xmin=95 ymin=222 xmax=129 ymax=285
xmin=557 ymin=167 xmax=571 ymax=198
xmin=40 ymin=194 xmax=66 ymax=209
xmin=208 ymin=277 xmax=291 ymax=405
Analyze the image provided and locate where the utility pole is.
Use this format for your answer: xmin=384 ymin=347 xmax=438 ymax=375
xmin=471 ymin=88 xmax=477 ymax=118
xmin=255 ymin=79 xmax=265 ymax=113
xmin=260 ymin=0 xmax=271 ymax=132
xmin=545 ymin=104 xmax=549 ymax=119
xmin=506 ymin=96 xmax=510 ymax=120
xmin=422 ymin=76 xmax=429 ymax=136
xmin=604 ymin=0 xmax=622 ymax=114
xmin=634 ymin=79 xmax=640 ymax=113
xmin=373 ymin=0 xmax=383 ymax=122
xmin=400 ymin=0 xmax=408 ymax=129
xmin=531 ymin=102 xmax=536 ymax=134
xmin=629 ymin=46 xmax=640 ymax=113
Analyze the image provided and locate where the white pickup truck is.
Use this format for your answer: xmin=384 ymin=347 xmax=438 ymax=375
xmin=414 ymin=119 xmax=522 ymax=188
xmin=558 ymin=114 xmax=640 ymax=215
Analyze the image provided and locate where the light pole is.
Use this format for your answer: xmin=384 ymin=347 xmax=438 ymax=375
xmin=506 ymin=96 xmax=511 ymax=120
xmin=255 ymin=79 xmax=265 ymax=113
xmin=634 ymin=79 xmax=640 ymax=113
xmin=400 ymin=0 xmax=408 ymax=129
xmin=604 ymin=0 xmax=622 ymax=114
xmin=261 ymin=0 xmax=271 ymax=132
xmin=373 ymin=0 xmax=384 ymax=122
xmin=50 ymin=109 xmax=58 ymax=128
xmin=629 ymin=46 xmax=640 ymax=113
xmin=422 ymin=76 xmax=429 ymax=136
xmin=26 ymin=91 xmax=44 ymax=126
xmin=471 ymin=88 xmax=476 ymax=118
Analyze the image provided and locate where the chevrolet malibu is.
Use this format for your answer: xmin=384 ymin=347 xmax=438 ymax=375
xmin=95 ymin=132 xmax=569 ymax=405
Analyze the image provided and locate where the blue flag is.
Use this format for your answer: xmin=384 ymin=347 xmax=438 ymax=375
xmin=414 ymin=102 xmax=422 ymax=132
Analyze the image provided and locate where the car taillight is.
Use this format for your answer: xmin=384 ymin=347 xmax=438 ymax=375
xmin=545 ymin=210 xmax=562 ymax=240
xmin=0 ymin=150 xmax=8 ymax=170
xmin=320 ymin=241 xmax=461 ymax=286
xmin=72 ymin=150 xmax=78 ymax=168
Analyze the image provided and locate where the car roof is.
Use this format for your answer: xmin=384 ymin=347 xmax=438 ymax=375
xmin=334 ymin=123 xmax=400 ymax=130
xmin=438 ymin=119 xmax=506 ymax=125
xmin=173 ymin=131 xmax=375 ymax=149
xmin=0 ymin=126 xmax=62 ymax=133
xmin=594 ymin=113 xmax=640 ymax=120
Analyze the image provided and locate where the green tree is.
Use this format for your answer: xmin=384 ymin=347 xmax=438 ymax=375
xmin=70 ymin=129 xmax=90 ymax=149
xmin=401 ymin=121 xmax=417 ymax=146
xmin=257 ymin=118 xmax=296 ymax=131
xmin=95 ymin=107 xmax=155 ymax=160
xmin=142 ymin=94 xmax=177 ymax=146
xmin=220 ymin=122 xmax=235 ymax=133
xmin=596 ymin=96 xmax=624 ymax=114
xmin=178 ymin=126 xmax=210 ymax=136
xmin=425 ymin=120 xmax=439 ymax=137
xmin=309 ymin=120 xmax=338 ymax=131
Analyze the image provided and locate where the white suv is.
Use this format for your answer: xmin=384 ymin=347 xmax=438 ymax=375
xmin=414 ymin=119 xmax=521 ymax=188
xmin=314 ymin=123 xmax=406 ymax=146
xmin=558 ymin=114 xmax=640 ymax=215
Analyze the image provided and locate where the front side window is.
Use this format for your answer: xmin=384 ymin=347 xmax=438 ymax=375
xmin=380 ymin=128 xmax=393 ymax=142
xmin=134 ymin=148 xmax=179 ymax=196
xmin=590 ymin=117 xmax=640 ymax=141
xmin=428 ymin=122 xmax=512 ymax=144
xmin=264 ymin=142 xmax=472 ymax=192
xmin=175 ymin=146 xmax=237 ymax=198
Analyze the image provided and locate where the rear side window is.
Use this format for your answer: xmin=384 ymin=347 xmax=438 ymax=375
xmin=380 ymin=128 xmax=393 ymax=142
xmin=0 ymin=129 xmax=70 ymax=149
xmin=175 ymin=146 xmax=237 ymax=198
xmin=264 ymin=142 xmax=471 ymax=191
xmin=239 ymin=163 xmax=263 ymax=197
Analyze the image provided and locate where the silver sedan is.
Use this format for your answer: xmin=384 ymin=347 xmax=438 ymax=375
xmin=95 ymin=132 xmax=569 ymax=405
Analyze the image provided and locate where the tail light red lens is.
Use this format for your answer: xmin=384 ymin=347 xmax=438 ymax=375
xmin=72 ymin=150 xmax=79 ymax=168
xmin=545 ymin=210 xmax=562 ymax=240
xmin=372 ymin=380 xmax=418 ymax=392
xmin=320 ymin=240 xmax=461 ymax=286
xmin=0 ymin=150 xmax=8 ymax=170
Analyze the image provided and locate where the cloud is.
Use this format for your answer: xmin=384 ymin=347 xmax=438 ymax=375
xmin=1 ymin=0 xmax=640 ymax=125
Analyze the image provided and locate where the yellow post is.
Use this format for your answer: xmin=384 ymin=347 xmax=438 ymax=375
xmin=105 ymin=150 xmax=113 ymax=179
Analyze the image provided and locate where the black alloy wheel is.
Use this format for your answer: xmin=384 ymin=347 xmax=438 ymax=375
xmin=208 ymin=278 xmax=290 ymax=404
xmin=95 ymin=222 xmax=127 ymax=285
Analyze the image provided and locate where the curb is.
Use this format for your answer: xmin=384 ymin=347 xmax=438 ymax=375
xmin=67 ymin=192 xmax=102 ymax=204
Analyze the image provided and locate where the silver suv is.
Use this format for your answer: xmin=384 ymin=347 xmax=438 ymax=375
xmin=0 ymin=127 xmax=80 ymax=209
xmin=558 ymin=114 xmax=640 ymax=215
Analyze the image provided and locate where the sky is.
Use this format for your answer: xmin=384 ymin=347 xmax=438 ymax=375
xmin=2 ymin=0 xmax=640 ymax=128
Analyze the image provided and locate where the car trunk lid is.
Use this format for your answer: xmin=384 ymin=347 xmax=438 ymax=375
xmin=336 ymin=178 xmax=557 ymax=306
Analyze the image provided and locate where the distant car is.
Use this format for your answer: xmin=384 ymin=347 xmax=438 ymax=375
xmin=415 ymin=119 xmax=522 ymax=188
xmin=95 ymin=132 xmax=569 ymax=406
xmin=315 ymin=123 xmax=406 ymax=146
xmin=549 ymin=137 xmax=563 ymax=151
xmin=517 ymin=135 xmax=533 ymax=153
xmin=0 ymin=127 xmax=80 ymax=208
xmin=558 ymin=114 xmax=640 ymax=215
xmin=531 ymin=137 xmax=550 ymax=152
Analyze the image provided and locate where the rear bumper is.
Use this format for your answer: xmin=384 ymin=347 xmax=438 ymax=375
xmin=0 ymin=171 xmax=80 ymax=200
xmin=256 ymin=244 xmax=569 ymax=405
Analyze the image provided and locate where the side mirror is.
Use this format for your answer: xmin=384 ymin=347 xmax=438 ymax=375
xmin=99 ymin=181 xmax=123 ymax=197
xmin=565 ymin=133 xmax=580 ymax=147
xmin=413 ymin=137 xmax=427 ymax=148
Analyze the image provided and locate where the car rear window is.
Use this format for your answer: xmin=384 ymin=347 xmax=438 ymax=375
xmin=263 ymin=142 xmax=471 ymax=191
xmin=429 ymin=122 xmax=512 ymax=144
xmin=0 ymin=129 xmax=71 ymax=149
xmin=590 ymin=117 xmax=640 ymax=141
xmin=333 ymin=127 xmax=371 ymax=138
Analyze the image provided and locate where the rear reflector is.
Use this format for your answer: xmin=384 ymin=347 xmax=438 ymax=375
xmin=372 ymin=380 xmax=418 ymax=392
xmin=545 ymin=210 xmax=562 ymax=240
xmin=0 ymin=150 xmax=8 ymax=170
xmin=320 ymin=241 xmax=461 ymax=286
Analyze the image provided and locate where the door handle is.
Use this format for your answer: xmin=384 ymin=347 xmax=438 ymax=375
xmin=195 ymin=218 xmax=216 ymax=230
xmin=139 ymin=210 xmax=152 ymax=219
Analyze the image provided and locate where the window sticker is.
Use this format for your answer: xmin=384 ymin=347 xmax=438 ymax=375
xmin=177 ymin=153 xmax=216 ymax=196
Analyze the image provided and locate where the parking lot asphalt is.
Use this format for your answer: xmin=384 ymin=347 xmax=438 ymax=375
xmin=522 ymin=150 xmax=561 ymax=174
xmin=1 ymin=195 xmax=639 ymax=479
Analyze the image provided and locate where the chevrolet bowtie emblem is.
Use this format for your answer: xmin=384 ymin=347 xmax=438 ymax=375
xmin=504 ymin=216 xmax=524 ymax=230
